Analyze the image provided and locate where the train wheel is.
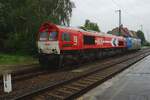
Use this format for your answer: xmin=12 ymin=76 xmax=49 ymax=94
xmin=39 ymin=54 xmax=61 ymax=69
xmin=77 ymin=53 xmax=83 ymax=65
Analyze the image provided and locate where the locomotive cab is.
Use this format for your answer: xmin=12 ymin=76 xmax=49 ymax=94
xmin=38 ymin=23 xmax=60 ymax=55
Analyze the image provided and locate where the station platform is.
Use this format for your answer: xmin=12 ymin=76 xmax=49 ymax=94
xmin=78 ymin=55 xmax=150 ymax=100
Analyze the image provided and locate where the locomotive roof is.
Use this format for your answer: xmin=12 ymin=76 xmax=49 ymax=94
xmin=57 ymin=25 xmax=107 ymax=36
xmin=56 ymin=25 xmax=123 ymax=38
xmin=40 ymin=22 xmax=124 ymax=38
xmin=57 ymin=25 xmax=86 ymax=32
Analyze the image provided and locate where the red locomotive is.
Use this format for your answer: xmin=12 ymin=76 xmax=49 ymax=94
xmin=37 ymin=22 xmax=127 ymax=67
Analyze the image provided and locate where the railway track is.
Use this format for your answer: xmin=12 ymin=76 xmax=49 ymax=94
xmin=0 ymin=48 xmax=148 ymax=85
xmin=0 ymin=49 xmax=150 ymax=100
xmin=0 ymin=50 xmax=133 ymax=85
xmin=18 ymin=50 xmax=150 ymax=100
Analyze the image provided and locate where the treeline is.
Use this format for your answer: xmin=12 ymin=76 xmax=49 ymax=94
xmin=136 ymin=30 xmax=150 ymax=46
xmin=0 ymin=0 xmax=73 ymax=54
xmin=80 ymin=19 xmax=100 ymax=32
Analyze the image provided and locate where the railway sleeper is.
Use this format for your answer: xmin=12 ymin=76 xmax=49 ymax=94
xmin=92 ymin=71 xmax=116 ymax=79
xmin=77 ymin=80 xmax=95 ymax=85
xmin=72 ymin=82 xmax=89 ymax=87
xmin=70 ymin=83 xmax=88 ymax=89
xmin=42 ymin=87 xmax=77 ymax=99
xmin=46 ymin=91 xmax=66 ymax=99
xmin=89 ymin=74 xmax=106 ymax=78
xmin=58 ymin=87 xmax=77 ymax=93
xmin=43 ymin=95 xmax=63 ymax=100
xmin=56 ymin=89 xmax=74 ymax=94
xmin=63 ymin=85 xmax=81 ymax=91
xmin=87 ymin=76 xmax=103 ymax=80
xmin=81 ymin=78 xmax=98 ymax=83
xmin=76 ymin=80 xmax=95 ymax=87
xmin=31 ymin=95 xmax=46 ymax=100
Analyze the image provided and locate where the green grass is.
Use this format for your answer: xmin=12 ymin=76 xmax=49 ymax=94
xmin=0 ymin=53 xmax=38 ymax=65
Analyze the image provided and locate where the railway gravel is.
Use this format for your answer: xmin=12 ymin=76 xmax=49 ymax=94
xmin=0 ymin=49 xmax=150 ymax=100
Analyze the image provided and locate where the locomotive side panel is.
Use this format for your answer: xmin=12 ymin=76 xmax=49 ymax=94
xmin=103 ymin=36 xmax=114 ymax=48
xmin=59 ymin=30 xmax=83 ymax=52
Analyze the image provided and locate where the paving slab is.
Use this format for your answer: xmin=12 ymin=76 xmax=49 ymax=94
xmin=79 ymin=55 xmax=150 ymax=100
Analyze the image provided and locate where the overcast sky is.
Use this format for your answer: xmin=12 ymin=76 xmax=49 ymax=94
xmin=70 ymin=0 xmax=150 ymax=41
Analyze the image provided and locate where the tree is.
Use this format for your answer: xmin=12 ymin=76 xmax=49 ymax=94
xmin=136 ymin=30 xmax=146 ymax=45
xmin=80 ymin=19 xmax=100 ymax=32
xmin=0 ymin=0 xmax=73 ymax=53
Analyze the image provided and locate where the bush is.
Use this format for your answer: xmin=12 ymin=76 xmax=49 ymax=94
xmin=143 ymin=41 xmax=150 ymax=46
xmin=4 ymin=32 xmax=37 ymax=54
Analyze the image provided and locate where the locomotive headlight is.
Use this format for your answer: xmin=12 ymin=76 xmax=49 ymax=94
xmin=52 ymin=49 xmax=55 ymax=52
xmin=39 ymin=49 xmax=42 ymax=53
xmin=52 ymin=49 xmax=57 ymax=54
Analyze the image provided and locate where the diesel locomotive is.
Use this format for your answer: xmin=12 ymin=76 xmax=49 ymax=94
xmin=37 ymin=22 xmax=141 ymax=67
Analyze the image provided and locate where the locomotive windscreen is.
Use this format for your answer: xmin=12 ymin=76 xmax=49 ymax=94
xmin=49 ymin=32 xmax=58 ymax=41
xmin=39 ymin=32 xmax=48 ymax=41
xmin=83 ymin=35 xmax=95 ymax=45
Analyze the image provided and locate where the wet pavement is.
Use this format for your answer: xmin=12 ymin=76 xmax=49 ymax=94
xmin=78 ymin=55 xmax=150 ymax=100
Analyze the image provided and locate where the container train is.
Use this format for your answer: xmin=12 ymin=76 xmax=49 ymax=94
xmin=37 ymin=22 xmax=141 ymax=67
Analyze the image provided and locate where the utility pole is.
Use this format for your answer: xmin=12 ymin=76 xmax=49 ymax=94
xmin=140 ymin=25 xmax=143 ymax=31
xmin=116 ymin=9 xmax=122 ymax=35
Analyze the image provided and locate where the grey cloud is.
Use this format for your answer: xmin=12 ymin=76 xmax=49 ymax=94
xmin=70 ymin=0 xmax=150 ymax=41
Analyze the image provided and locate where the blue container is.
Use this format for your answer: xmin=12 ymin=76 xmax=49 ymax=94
xmin=126 ymin=37 xmax=132 ymax=49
